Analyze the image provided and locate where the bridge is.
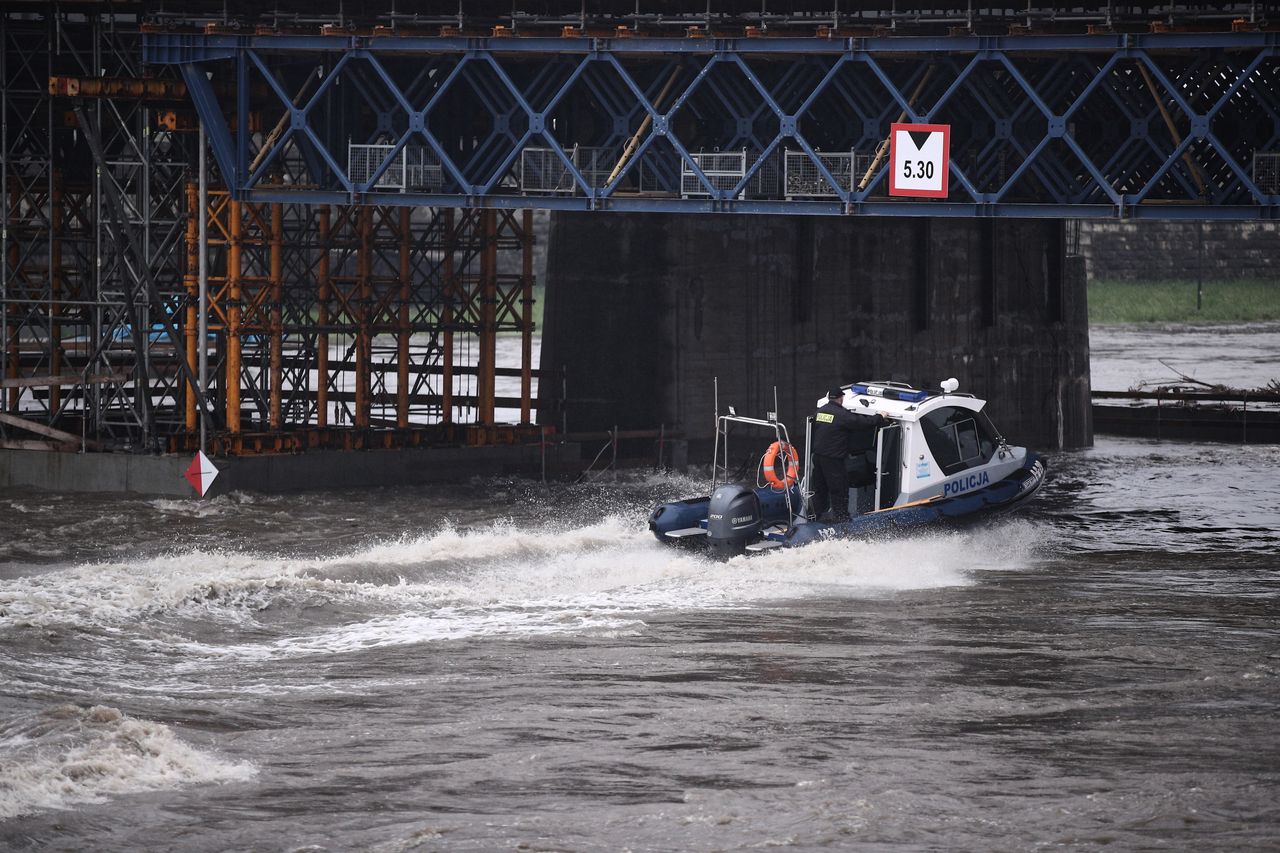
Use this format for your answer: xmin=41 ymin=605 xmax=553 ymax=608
xmin=2 ymin=3 xmax=1278 ymax=491
xmin=144 ymin=24 xmax=1280 ymax=219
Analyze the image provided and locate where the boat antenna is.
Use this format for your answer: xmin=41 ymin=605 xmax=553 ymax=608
xmin=712 ymin=376 xmax=720 ymax=489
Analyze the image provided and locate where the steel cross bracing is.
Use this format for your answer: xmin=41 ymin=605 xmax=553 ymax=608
xmin=144 ymin=31 xmax=1280 ymax=219
xmin=3 ymin=17 xmax=198 ymax=452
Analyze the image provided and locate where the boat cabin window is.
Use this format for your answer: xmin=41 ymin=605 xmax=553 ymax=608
xmin=920 ymin=406 xmax=998 ymax=476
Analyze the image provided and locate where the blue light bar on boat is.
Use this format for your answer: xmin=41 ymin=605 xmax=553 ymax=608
xmin=849 ymin=383 xmax=930 ymax=403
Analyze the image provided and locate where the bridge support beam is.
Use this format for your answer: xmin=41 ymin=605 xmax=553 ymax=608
xmin=539 ymin=213 xmax=1091 ymax=451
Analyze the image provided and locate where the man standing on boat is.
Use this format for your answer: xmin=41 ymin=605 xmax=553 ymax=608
xmin=810 ymin=386 xmax=887 ymax=522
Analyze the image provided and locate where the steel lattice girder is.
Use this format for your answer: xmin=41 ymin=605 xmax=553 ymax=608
xmin=143 ymin=31 xmax=1280 ymax=219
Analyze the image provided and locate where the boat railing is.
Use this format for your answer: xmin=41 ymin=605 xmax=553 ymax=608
xmin=710 ymin=412 xmax=801 ymax=525
xmin=801 ymin=415 xmax=814 ymax=521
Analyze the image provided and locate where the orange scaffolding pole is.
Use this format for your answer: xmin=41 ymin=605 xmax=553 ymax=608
xmin=397 ymin=207 xmax=411 ymax=428
xmin=184 ymin=181 xmax=199 ymax=432
xmin=478 ymin=209 xmax=497 ymax=425
xmin=520 ymin=209 xmax=533 ymax=425
xmin=269 ymin=202 xmax=283 ymax=430
xmin=226 ymin=199 xmax=242 ymax=434
xmin=442 ymin=208 xmax=455 ymax=424
xmin=316 ymin=205 xmax=330 ymax=428
xmin=355 ymin=205 xmax=371 ymax=429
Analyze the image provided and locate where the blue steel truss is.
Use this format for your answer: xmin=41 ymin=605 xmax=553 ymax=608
xmin=143 ymin=32 xmax=1280 ymax=219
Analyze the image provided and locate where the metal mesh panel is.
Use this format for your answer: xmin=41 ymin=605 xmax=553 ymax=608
xmin=756 ymin=151 xmax=783 ymax=198
xmin=786 ymin=150 xmax=860 ymax=199
xmin=637 ymin=157 xmax=676 ymax=193
xmin=576 ymin=147 xmax=617 ymax=190
xmin=681 ymin=150 xmax=747 ymax=198
xmin=519 ymin=146 xmax=616 ymax=193
xmin=1254 ymin=152 xmax=1280 ymax=194
xmin=348 ymin=143 xmax=404 ymax=191
xmin=520 ymin=147 xmax=575 ymax=193
xmin=405 ymin=147 xmax=444 ymax=192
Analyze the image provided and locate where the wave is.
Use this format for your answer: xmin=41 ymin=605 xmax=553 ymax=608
xmin=0 ymin=516 xmax=1046 ymax=651
xmin=0 ymin=704 xmax=253 ymax=820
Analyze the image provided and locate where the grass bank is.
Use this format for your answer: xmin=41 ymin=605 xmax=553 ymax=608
xmin=1088 ymin=278 xmax=1280 ymax=324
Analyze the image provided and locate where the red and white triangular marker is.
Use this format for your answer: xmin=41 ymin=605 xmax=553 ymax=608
xmin=183 ymin=450 xmax=219 ymax=497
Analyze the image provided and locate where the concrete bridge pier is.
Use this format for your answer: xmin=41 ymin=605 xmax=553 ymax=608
xmin=538 ymin=213 xmax=1092 ymax=456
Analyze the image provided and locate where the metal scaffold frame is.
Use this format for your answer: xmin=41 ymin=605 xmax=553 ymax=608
xmin=142 ymin=28 xmax=1280 ymax=220
xmin=174 ymin=195 xmax=537 ymax=455
xmin=3 ymin=11 xmax=540 ymax=457
xmin=3 ymin=15 xmax=197 ymax=453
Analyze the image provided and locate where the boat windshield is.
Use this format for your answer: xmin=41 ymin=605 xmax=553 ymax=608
xmin=919 ymin=405 xmax=1001 ymax=476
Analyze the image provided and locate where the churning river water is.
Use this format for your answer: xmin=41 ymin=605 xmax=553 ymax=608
xmin=2 ymin=327 xmax=1278 ymax=851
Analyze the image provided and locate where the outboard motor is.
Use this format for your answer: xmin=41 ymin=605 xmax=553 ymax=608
xmin=706 ymin=483 xmax=762 ymax=559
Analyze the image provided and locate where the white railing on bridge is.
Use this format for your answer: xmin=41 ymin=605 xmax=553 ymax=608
xmin=404 ymin=147 xmax=445 ymax=192
xmin=348 ymin=143 xmax=445 ymax=192
xmin=680 ymin=149 xmax=747 ymax=199
xmin=349 ymin=143 xmax=404 ymax=190
xmin=519 ymin=146 xmax=615 ymax=194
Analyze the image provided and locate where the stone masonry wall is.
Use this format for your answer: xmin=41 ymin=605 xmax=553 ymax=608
xmin=1078 ymin=221 xmax=1280 ymax=282
xmin=541 ymin=213 xmax=1092 ymax=450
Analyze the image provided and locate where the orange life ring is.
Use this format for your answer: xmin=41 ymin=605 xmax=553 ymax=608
xmin=762 ymin=441 xmax=800 ymax=490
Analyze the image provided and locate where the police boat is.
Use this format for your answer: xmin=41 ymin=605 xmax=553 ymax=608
xmin=648 ymin=378 xmax=1046 ymax=558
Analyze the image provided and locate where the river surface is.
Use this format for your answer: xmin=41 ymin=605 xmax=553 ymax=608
xmin=1089 ymin=321 xmax=1280 ymax=392
xmin=2 ymin=327 xmax=1279 ymax=851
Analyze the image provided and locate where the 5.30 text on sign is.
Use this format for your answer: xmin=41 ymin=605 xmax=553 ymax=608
xmin=889 ymin=123 xmax=950 ymax=198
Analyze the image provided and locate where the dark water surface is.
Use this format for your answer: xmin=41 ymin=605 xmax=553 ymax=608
xmin=1089 ymin=322 xmax=1280 ymax=392
xmin=1 ymin=436 xmax=1278 ymax=851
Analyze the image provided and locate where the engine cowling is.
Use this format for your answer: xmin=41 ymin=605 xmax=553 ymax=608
xmin=706 ymin=483 xmax=761 ymax=558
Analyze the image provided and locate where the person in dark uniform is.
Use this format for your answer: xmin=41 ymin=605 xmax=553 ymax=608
xmin=809 ymin=386 xmax=887 ymax=522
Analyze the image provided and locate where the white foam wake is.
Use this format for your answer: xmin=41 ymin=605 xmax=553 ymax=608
xmin=0 ymin=516 xmax=1046 ymax=651
xmin=171 ymin=520 xmax=1045 ymax=661
xmin=0 ymin=704 xmax=254 ymax=820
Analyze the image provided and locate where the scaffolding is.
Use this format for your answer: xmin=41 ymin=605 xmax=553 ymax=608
xmin=2 ymin=12 xmax=541 ymax=458
xmin=3 ymin=15 xmax=194 ymax=452
xmin=175 ymin=195 xmax=538 ymax=454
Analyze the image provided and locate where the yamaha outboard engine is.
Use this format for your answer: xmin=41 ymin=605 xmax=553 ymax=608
xmin=706 ymin=484 xmax=762 ymax=559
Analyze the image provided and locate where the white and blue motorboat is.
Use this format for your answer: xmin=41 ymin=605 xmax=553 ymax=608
xmin=649 ymin=378 xmax=1046 ymax=557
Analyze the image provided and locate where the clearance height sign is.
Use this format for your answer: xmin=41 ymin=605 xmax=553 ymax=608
xmin=888 ymin=123 xmax=951 ymax=198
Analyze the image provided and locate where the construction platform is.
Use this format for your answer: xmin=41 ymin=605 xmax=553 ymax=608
xmin=0 ymin=442 xmax=582 ymax=497
xmin=0 ymin=424 xmax=690 ymax=496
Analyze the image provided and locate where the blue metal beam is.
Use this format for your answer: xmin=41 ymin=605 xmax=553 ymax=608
xmin=178 ymin=64 xmax=238 ymax=185
xmin=144 ymin=32 xmax=1280 ymax=219
xmin=143 ymin=31 xmax=1280 ymax=61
